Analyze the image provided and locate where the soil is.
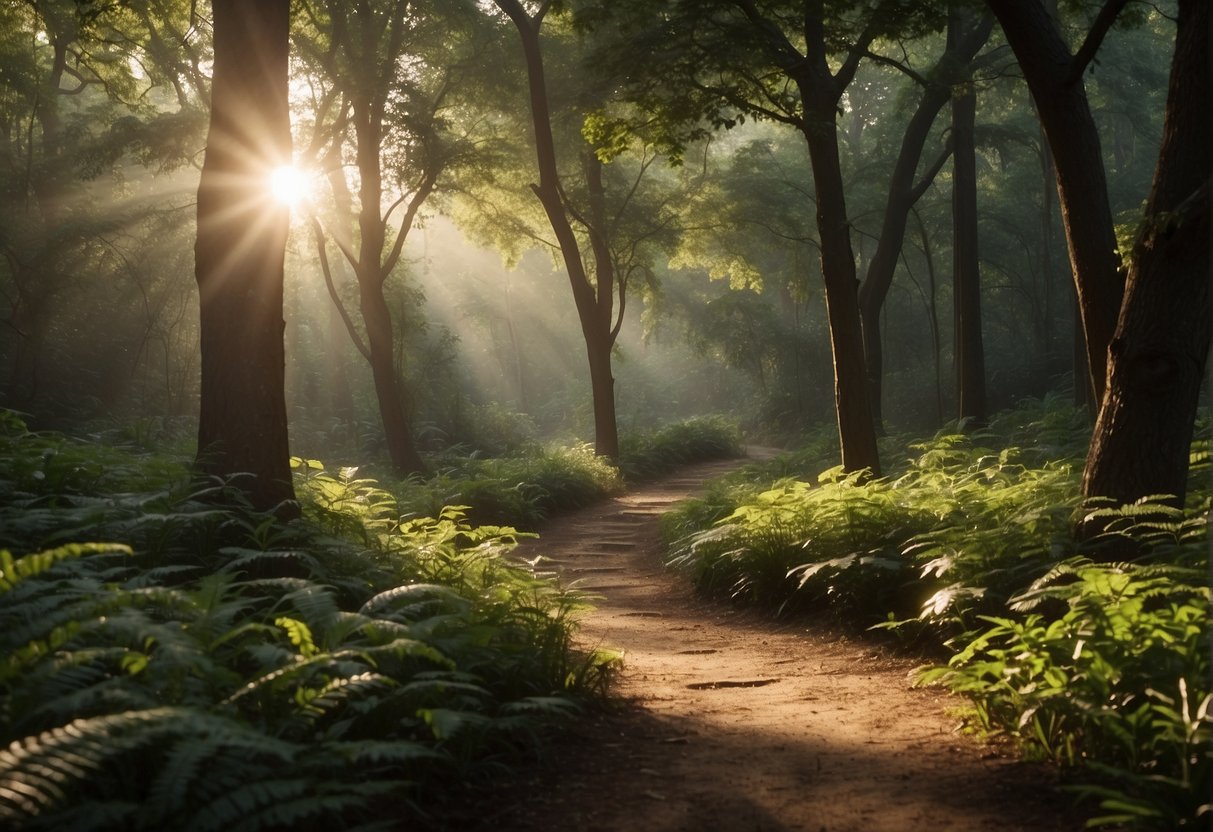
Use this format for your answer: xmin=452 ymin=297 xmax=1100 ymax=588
xmin=463 ymin=455 xmax=1087 ymax=832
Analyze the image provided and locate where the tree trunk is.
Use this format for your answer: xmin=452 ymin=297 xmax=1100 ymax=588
xmin=911 ymin=207 xmax=945 ymax=426
xmin=858 ymin=10 xmax=991 ymax=433
xmin=495 ymin=0 xmax=622 ymax=460
xmin=1081 ymin=0 xmax=1209 ymax=516
xmin=1072 ymin=301 xmax=1094 ymax=416
xmin=194 ymin=0 xmax=297 ymax=515
xmin=582 ymin=151 xmax=622 ymax=459
xmin=986 ymin=0 xmax=1124 ymax=403
xmin=350 ymin=97 xmax=428 ymax=477
xmin=800 ymin=92 xmax=881 ymax=476
xmin=857 ymin=85 xmax=946 ymax=434
xmin=951 ymin=71 xmax=986 ymax=426
xmin=360 ymin=277 xmax=427 ymax=474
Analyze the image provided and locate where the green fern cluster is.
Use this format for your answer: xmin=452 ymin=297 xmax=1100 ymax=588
xmin=0 ymin=414 xmax=608 ymax=831
xmin=667 ymin=470 xmax=932 ymax=615
xmin=666 ymin=427 xmax=1085 ymax=625
xmin=920 ymin=554 xmax=1209 ymax=830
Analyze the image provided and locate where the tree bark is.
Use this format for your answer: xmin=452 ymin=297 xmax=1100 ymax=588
xmin=792 ymin=3 xmax=881 ymax=476
xmin=951 ymin=64 xmax=986 ymax=426
xmin=985 ymin=0 xmax=1124 ymax=404
xmin=194 ymin=0 xmax=297 ymax=515
xmin=1081 ymin=0 xmax=1209 ymax=515
xmin=800 ymin=94 xmax=881 ymax=476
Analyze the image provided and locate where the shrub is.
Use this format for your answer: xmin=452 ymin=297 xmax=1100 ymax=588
xmin=617 ymin=416 xmax=743 ymax=481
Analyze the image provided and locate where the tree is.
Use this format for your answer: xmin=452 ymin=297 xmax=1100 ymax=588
xmin=984 ymin=0 xmax=1129 ymax=404
xmin=293 ymin=1 xmax=484 ymax=476
xmin=488 ymin=0 xmax=625 ymax=459
xmin=949 ymin=5 xmax=987 ymax=426
xmin=0 ymin=0 xmax=205 ymax=407
xmin=855 ymin=9 xmax=993 ymax=431
xmin=1081 ymin=0 xmax=1208 ymax=513
xmin=194 ymin=0 xmax=297 ymax=513
xmin=584 ymin=0 xmax=947 ymax=474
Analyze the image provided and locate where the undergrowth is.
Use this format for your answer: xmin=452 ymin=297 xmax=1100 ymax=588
xmin=387 ymin=416 xmax=743 ymax=529
xmin=0 ymin=411 xmax=616 ymax=831
xmin=663 ymin=394 xmax=1211 ymax=830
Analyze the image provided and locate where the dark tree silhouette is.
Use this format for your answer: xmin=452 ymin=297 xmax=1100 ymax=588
xmin=1082 ymin=0 xmax=1209 ymax=516
xmin=194 ymin=0 xmax=297 ymax=514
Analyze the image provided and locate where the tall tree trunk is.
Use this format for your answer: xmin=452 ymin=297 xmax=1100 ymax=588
xmin=194 ymin=0 xmax=297 ymax=515
xmin=986 ymin=0 xmax=1126 ymax=403
xmin=951 ymin=67 xmax=986 ymax=426
xmin=857 ymin=83 xmax=948 ymax=435
xmin=911 ymin=207 xmax=945 ymax=426
xmin=858 ymin=10 xmax=992 ymax=433
xmin=350 ymin=98 xmax=427 ymax=476
xmin=582 ymin=151 xmax=622 ymax=459
xmin=359 ymin=277 xmax=426 ymax=474
xmin=800 ymin=90 xmax=881 ymax=476
xmin=494 ymin=0 xmax=621 ymax=460
xmin=1082 ymin=0 xmax=1209 ymax=516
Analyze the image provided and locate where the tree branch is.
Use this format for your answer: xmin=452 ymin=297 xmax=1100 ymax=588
xmin=1067 ymin=0 xmax=1132 ymax=85
xmin=312 ymin=218 xmax=371 ymax=361
xmin=908 ymin=137 xmax=953 ymax=204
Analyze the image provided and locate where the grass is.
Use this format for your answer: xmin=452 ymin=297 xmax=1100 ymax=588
xmin=662 ymin=394 xmax=1211 ymax=830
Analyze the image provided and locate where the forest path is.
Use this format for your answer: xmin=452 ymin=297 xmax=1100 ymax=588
xmin=471 ymin=453 xmax=1083 ymax=832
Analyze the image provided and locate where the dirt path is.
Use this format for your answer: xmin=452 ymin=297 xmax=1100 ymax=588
xmin=475 ymin=456 xmax=1085 ymax=832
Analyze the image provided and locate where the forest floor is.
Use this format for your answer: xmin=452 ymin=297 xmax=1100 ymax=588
xmin=459 ymin=453 xmax=1088 ymax=832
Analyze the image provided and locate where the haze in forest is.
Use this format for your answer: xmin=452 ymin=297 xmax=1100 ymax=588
xmin=0 ymin=1 xmax=1183 ymax=468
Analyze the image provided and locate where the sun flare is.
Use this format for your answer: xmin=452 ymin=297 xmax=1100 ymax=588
xmin=269 ymin=165 xmax=311 ymax=208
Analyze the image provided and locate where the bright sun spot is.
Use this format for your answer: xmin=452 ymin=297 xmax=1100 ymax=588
xmin=269 ymin=165 xmax=309 ymax=208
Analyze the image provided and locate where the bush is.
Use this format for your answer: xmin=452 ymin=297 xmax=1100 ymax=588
xmin=617 ymin=416 xmax=743 ymax=481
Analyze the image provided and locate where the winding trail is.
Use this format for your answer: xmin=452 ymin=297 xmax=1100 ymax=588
xmin=477 ymin=455 xmax=1084 ymax=831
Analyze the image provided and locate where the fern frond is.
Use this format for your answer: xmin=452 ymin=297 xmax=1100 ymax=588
xmin=183 ymin=778 xmax=312 ymax=832
xmin=324 ymin=738 xmax=443 ymax=766
xmin=0 ymin=708 xmax=178 ymax=818
xmin=359 ymin=583 xmax=470 ymax=619
xmin=217 ymin=548 xmax=322 ymax=580
xmin=0 ymin=544 xmax=131 ymax=592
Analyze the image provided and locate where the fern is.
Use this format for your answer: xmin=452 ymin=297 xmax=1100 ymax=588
xmin=0 ymin=414 xmax=599 ymax=829
xmin=0 ymin=543 xmax=132 ymax=592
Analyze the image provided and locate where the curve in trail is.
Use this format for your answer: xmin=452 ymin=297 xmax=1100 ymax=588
xmin=482 ymin=455 xmax=1083 ymax=832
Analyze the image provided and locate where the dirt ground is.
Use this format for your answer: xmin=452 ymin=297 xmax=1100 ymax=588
xmin=465 ymin=456 xmax=1088 ymax=832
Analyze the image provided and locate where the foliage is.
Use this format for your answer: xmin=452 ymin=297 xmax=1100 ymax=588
xmin=918 ymin=552 xmax=1210 ymax=830
xmin=664 ymin=395 xmax=1211 ymax=828
xmin=616 ymin=416 xmax=743 ymax=482
xmin=348 ymin=417 xmax=745 ymax=531
xmin=0 ymin=413 xmax=609 ymax=830
xmin=385 ymin=442 xmax=623 ymax=531
xmin=665 ymin=395 xmax=1089 ymax=622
